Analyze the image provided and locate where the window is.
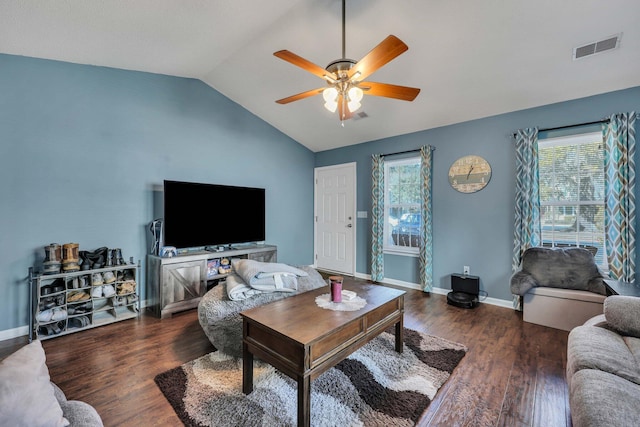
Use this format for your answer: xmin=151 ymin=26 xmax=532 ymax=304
xmin=538 ymin=131 xmax=607 ymax=269
xmin=383 ymin=157 xmax=421 ymax=255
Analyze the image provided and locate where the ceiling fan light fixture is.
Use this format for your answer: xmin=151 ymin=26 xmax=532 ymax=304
xmin=323 ymin=87 xmax=339 ymax=112
xmin=324 ymin=99 xmax=338 ymax=113
xmin=348 ymin=86 xmax=363 ymax=102
xmin=323 ymin=86 xmax=338 ymax=102
xmin=347 ymin=99 xmax=361 ymax=113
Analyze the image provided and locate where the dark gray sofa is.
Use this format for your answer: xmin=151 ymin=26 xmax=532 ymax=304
xmin=567 ymin=295 xmax=640 ymax=426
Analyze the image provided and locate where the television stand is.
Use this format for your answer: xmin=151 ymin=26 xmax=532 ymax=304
xmin=147 ymin=244 xmax=277 ymax=318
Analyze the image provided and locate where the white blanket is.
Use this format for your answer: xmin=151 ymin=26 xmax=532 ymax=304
xmin=226 ymin=273 xmax=264 ymax=301
xmin=226 ymin=259 xmax=309 ymax=301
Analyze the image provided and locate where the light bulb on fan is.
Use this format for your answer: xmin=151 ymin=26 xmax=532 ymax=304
xmin=323 ymin=87 xmax=338 ymax=112
xmin=347 ymin=86 xmax=363 ymax=112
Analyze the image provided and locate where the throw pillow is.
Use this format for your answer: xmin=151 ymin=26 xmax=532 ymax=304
xmin=0 ymin=339 xmax=69 ymax=427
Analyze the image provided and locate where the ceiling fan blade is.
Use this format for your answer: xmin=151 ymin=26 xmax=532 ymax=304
xmin=275 ymin=88 xmax=325 ymax=104
xmin=348 ymin=35 xmax=408 ymax=81
xmin=274 ymin=50 xmax=333 ymax=80
xmin=360 ymin=82 xmax=420 ymax=101
xmin=337 ymin=94 xmax=354 ymax=121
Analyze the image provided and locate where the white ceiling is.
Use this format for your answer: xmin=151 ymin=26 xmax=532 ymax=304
xmin=2 ymin=0 xmax=639 ymax=152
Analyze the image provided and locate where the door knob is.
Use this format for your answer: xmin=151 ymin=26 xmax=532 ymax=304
xmin=346 ymin=224 xmax=352 ymax=228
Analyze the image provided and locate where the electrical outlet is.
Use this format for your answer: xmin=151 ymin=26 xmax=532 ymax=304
xmin=463 ymin=265 xmax=470 ymax=275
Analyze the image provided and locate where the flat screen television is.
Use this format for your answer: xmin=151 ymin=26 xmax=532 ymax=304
xmin=163 ymin=180 xmax=265 ymax=250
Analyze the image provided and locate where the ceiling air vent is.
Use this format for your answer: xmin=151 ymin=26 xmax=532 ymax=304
xmin=351 ymin=112 xmax=369 ymax=121
xmin=573 ymin=34 xmax=621 ymax=60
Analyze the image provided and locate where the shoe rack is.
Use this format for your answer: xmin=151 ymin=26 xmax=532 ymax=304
xmin=28 ymin=261 xmax=140 ymax=341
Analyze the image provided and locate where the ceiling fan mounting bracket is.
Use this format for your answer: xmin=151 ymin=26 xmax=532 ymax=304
xmin=325 ymin=59 xmax=357 ymax=82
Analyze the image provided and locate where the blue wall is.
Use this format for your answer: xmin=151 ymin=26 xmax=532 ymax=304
xmin=1 ymin=51 xmax=638 ymax=335
xmin=0 ymin=54 xmax=315 ymax=333
xmin=315 ymin=87 xmax=640 ymax=302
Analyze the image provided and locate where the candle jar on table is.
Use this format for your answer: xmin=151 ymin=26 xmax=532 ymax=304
xmin=329 ymin=275 xmax=343 ymax=302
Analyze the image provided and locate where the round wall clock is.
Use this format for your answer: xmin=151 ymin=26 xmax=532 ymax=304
xmin=448 ymin=155 xmax=492 ymax=193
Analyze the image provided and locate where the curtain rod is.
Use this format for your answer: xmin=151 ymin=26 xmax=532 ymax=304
xmin=512 ymin=118 xmax=610 ymax=138
xmin=380 ymin=147 xmax=435 ymax=157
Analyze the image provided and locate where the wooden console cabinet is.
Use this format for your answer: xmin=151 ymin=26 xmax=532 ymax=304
xmin=147 ymin=244 xmax=277 ymax=318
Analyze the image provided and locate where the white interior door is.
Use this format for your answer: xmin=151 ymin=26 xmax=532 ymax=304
xmin=314 ymin=162 xmax=356 ymax=275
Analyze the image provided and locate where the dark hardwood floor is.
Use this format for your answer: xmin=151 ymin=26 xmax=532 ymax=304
xmin=1 ymin=275 xmax=570 ymax=427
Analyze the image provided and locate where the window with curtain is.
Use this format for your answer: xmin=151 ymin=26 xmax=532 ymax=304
xmin=383 ymin=157 xmax=421 ymax=255
xmin=538 ymin=131 xmax=607 ymax=269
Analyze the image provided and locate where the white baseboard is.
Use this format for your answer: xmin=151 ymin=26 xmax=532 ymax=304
xmin=353 ymin=271 xmax=513 ymax=309
xmin=0 ymin=325 xmax=29 ymax=341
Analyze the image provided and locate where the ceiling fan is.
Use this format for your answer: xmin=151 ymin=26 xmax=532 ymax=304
xmin=274 ymin=0 xmax=420 ymax=123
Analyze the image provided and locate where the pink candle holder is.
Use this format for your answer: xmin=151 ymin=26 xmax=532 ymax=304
xmin=329 ymin=276 xmax=343 ymax=303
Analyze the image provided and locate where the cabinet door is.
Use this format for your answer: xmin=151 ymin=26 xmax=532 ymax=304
xmin=162 ymin=261 xmax=206 ymax=305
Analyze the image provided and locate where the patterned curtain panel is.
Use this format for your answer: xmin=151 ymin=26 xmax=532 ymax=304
xmin=371 ymin=154 xmax=385 ymax=282
xmin=419 ymin=146 xmax=434 ymax=291
xmin=512 ymin=128 xmax=541 ymax=309
xmin=603 ymin=112 xmax=637 ymax=282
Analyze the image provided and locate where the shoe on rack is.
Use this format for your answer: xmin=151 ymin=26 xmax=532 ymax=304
xmin=123 ymin=269 xmax=135 ymax=281
xmin=51 ymin=308 xmax=67 ymax=321
xmin=43 ymin=243 xmax=62 ymax=275
xmin=51 ymin=279 xmax=65 ymax=294
xmin=103 ymin=284 xmax=116 ymax=298
xmin=105 ymin=249 xmax=114 ymax=267
xmin=79 ymin=276 xmax=88 ymax=287
xmin=67 ymin=291 xmax=89 ymax=303
xmin=54 ymin=294 xmax=65 ymax=306
xmin=127 ymin=294 xmax=138 ymax=305
xmin=38 ymin=325 xmax=55 ymax=336
xmin=50 ymin=322 xmax=63 ymax=335
xmin=92 ymin=255 xmax=104 ymax=269
xmin=44 ymin=243 xmax=62 ymax=263
xmin=80 ymin=251 xmax=92 ymax=271
xmin=36 ymin=309 xmax=53 ymax=323
xmin=62 ymin=243 xmax=80 ymax=272
xmin=39 ymin=299 xmax=56 ymax=311
xmin=118 ymin=280 xmax=136 ymax=295
xmin=114 ymin=248 xmax=125 ymax=266
xmin=92 ymin=273 xmax=104 ymax=286
xmin=103 ymin=270 xmax=116 ymax=284
xmin=91 ymin=286 xmax=103 ymax=298
xmin=69 ymin=316 xmax=90 ymax=328
xmin=43 ymin=261 xmax=62 ymax=275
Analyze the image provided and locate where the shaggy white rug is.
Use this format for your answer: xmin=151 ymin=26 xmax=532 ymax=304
xmin=155 ymin=328 xmax=467 ymax=427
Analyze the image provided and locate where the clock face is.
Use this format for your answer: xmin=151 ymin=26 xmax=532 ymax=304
xmin=448 ymin=155 xmax=492 ymax=193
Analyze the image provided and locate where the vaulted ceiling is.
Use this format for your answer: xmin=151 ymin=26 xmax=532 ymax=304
xmin=2 ymin=0 xmax=639 ymax=152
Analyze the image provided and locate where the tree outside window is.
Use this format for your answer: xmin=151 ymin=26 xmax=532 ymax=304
xmin=539 ymin=132 xmax=606 ymax=269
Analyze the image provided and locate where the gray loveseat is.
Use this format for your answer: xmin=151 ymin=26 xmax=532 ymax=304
xmin=198 ymin=264 xmax=328 ymax=357
xmin=567 ymin=295 xmax=640 ymax=426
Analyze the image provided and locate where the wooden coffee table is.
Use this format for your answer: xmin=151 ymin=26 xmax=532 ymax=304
xmin=241 ymin=281 xmax=405 ymax=427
